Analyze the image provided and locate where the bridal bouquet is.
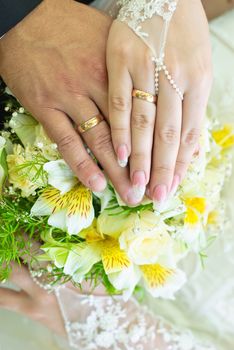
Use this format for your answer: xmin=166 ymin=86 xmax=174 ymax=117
xmin=0 ymin=88 xmax=234 ymax=300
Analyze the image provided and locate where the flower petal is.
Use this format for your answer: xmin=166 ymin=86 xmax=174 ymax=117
xmin=101 ymin=239 xmax=131 ymax=274
xmin=97 ymin=211 xmax=139 ymax=239
xmin=64 ymin=243 xmax=101 ymax=282
xmin=31 ymin=193 xmax=54 ymax=216
xmin=48 ymin=210 xmax=67 ymax=231
xmin=42 ymin=245 xmax=69 ymax=268
xmin=66 ymin=184 xmax=94 ymax=235
xmin=140 ymin=264 xmax=186 ymax=299
xmin=44 ymin=160 xmax=77 ymax=194
xmin=94 ymin=186 xmax=113 ymax=212
xmin=9 ymin=113 xmax=38 ymax=147
xmin=108 ymin=264 xmax=141 ymax=301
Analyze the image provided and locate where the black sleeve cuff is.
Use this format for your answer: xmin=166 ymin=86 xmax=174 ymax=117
xmin=0 ymin=0 xmax=42 ymax=37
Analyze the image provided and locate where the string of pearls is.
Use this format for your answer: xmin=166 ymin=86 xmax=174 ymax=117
xmin=29 ymin=267 xmax=55 ymax=293
xmin=152 ymin=55 xmax=183 ymax=100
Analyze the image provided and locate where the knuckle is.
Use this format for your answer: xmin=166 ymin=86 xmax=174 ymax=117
xmin=131 ymin=151 xmax=145 ymax=161
xmin=182 ymin=128 xmax=200 ymax=146
xmin=110 ymin=95 xmax=131 ymax=112
xmin=93 ymin=128 xmax=113 ymax=154
xmin=111 ymin=125 xmax=128 ymax=132
xmin=57 ymin=134 xmax=77 ymax=152
xmin=176 ymin=158 xmax=188 ymax=168
xmin=132 ymin=113 xmax=153 ymax=130
xmin=153 ymin=164 xmax=174 ymax=174
xmin=74 ymin=157 xmax=92 ymax=175
xmin=158 ymin=126 xmax=180 ymax=144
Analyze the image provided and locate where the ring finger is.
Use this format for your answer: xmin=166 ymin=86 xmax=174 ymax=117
xmin=65 ymin=96 xmax=134 ymax=205
xmin=129 ymin=52 xmax=157 ymax=202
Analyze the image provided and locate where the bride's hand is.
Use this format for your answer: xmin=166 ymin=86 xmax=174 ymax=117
xmin=0 ymin=263 xmax=65 ymax=336
xmin=107 ymin=0 xmax=212 ymax=204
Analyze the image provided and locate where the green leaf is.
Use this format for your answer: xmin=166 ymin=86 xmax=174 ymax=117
xmin=0 ymin=136 xmax=8 ymax=194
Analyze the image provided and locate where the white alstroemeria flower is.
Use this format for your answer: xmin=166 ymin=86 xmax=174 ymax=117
xmin=140 ymin=263 xmax=187 ymax=299
xmin=108 ymin=264 xmax=141 ymax=301
xmin=9 ymin=113 xmax=38 ymax=147
xmin=44 ymin=160 xmax=77 ymax=194
xmin=153 ymin=195 xmax=185 ymax=220
xmin=94 ymin=186 xmax=114 ymax=212
xmin=31 ymin=160 xmax=94 ymax=235
xmin=64 ymin=243 xmax=101 ymax=283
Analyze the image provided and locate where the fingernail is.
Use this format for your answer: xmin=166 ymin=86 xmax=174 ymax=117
xmin=153 ymin=184 xmax=167 ymax=203
xmin=132 ymin=170 xmax=146 ymax=202
xmin=89 ymin=173 xmax=107 ymax=192
xmin=117 ymin=144 xmax=128 ymax=168
xmin=126 ymin=187 xmax=144 ymax=205
xmin=170 ymin=174 xmax=180 ymax=196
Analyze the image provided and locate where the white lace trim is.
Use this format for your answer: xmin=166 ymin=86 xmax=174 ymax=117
xmin=55 ymin=287 xmax=216 ymax=350
xmin=117 ymin=0 xmax=183 ymax=100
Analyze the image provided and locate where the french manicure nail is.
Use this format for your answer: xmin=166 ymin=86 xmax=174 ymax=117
xmin=170 ymin=174 xmax=180 ymax=196
xmin=132 ymin=170 xmax=146 ymax=202
xmin=89 ymin=173 xmax=107 ymax=192
xmin=153 ymin=184 xmax=167 ymax=203
xmin=117 ymin=144 xmax=128 ymax=168
xmin=126 ymin=188 xmax=143 ymax=205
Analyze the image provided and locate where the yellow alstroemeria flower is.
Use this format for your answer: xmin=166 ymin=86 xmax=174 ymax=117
xmin=82 ymin=221 xmax=131 ymax=275
xmin=212 ymin=124 xmax=234 ymax=149
xmin=179 ymin=197 xmax=207 ymax=249
xmin=184 ymin=197 xmax=206 ymax=226
xmin=140 ymin=263 xmax=186 ymax=299
xmin=60 ymin=220 xmax=134 ymax=291
xmin=31 ymin=160 xmax=94 ymax=235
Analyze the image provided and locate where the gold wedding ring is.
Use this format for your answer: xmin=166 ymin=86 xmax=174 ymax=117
xmin=132 ymin=89 xmax=157 ymax=103
xmin=78 ymin=114 xmax=104 ymax=134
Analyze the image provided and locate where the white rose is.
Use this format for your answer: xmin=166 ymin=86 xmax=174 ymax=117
xmin=119 ymin=213 xmax=173 ymax=265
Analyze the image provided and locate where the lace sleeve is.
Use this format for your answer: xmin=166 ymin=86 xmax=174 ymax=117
xmin=55 ymin=286 xmax=216 ymax=350
xmin=116 ymin=0 xmax=183 ymax=100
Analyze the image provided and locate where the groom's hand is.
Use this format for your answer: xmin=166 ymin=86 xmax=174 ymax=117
xmin=0 ymin=0 xmax=135 ymax=204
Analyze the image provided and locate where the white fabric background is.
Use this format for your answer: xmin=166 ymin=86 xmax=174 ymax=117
xmin=0 ymin=6 xmax=234 ymax=350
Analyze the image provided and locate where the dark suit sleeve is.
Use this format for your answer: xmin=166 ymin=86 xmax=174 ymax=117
xmin=0 ymin=0 xmax=94 ymax=37
xmin=0 ymin=0 xmax=42 ymax=37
